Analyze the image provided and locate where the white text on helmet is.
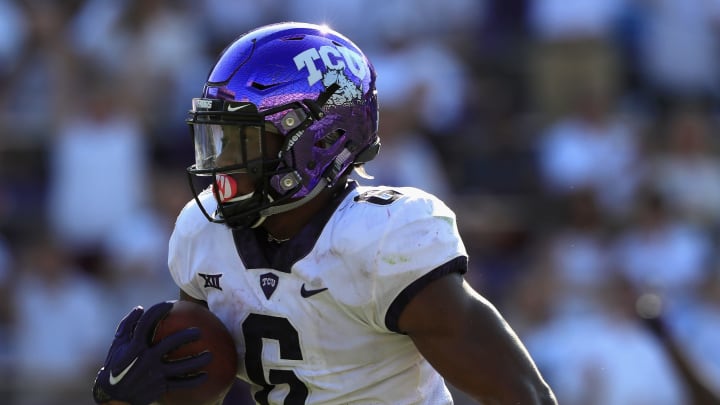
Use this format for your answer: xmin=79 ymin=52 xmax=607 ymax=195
xmin=294 ymin=46 xmax=367 ymax=86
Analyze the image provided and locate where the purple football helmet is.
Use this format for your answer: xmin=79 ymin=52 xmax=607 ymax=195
xmin=186 ymin=22 xmax=380 ymax=228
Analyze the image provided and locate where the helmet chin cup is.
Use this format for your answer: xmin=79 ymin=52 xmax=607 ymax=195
xmin=214 ymin=191 xmax=269 ymax=229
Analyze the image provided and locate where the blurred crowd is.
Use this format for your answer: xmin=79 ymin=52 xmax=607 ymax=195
xmin=1 ymin=0 xmax=720 ymax=404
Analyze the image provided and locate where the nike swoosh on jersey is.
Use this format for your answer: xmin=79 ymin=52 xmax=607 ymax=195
xmin=109 ymin=357 xmax=138 ymax=386
xmin=300 ymin=284 xmax=328 ymax=298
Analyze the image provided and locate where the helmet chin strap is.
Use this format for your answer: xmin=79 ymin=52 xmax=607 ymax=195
xmin=255 ymin=143 xmax=356 ymax=223
xmin=213 ymin=177 xmax=328 ymax=230
xmin=256 ymin=178 xmax=329 ymax=220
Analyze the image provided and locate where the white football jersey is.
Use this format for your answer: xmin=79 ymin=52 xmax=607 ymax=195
xmin=168 ymin=182 xmax=468 ymax=405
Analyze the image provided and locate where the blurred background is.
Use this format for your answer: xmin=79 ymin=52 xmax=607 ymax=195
xmin=1 ymin=0 xmax=719 ymax=404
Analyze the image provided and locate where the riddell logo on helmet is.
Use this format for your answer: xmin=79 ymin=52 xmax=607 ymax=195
xmin=294 ymin=46 xmax=368 ymax=86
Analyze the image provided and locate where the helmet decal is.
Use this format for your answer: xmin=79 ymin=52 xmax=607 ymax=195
xmin=323 ymin=69 xmax=363 ymax=106
xmin=293 ymin=46 xmax=369 ymax=86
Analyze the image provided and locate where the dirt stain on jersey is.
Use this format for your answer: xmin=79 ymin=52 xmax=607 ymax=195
xmin=381 ymin=255 xmax=410 ymax=265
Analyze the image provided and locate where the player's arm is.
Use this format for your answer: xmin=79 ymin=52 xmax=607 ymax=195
xmin=180 ymin=289 xmax=208 ymax=306
xmin=399 ymin=272 xmax=557 ymax=404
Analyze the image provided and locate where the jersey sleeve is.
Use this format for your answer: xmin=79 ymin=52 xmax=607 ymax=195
xmin=167 ymin=192 xmax=215 ymax=301
xmin=334 ymin=187 xmax=468 ymax=334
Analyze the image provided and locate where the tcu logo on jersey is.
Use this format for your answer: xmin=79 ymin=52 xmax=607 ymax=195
xmin=294 ymin=46 xmax=368 ymax=86
xmin=260 ymin=272 xmax=279 ymax=300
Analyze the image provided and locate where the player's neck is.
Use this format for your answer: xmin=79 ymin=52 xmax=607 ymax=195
xmin=262 ymin=187 xmax=335 ymax=242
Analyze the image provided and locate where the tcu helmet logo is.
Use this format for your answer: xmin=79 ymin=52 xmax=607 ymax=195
xmin=294 ymin=46 xmax=368 ymax=86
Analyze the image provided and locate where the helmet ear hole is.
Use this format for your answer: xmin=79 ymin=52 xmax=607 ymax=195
xmin=315 ymin=129 xmax=346 ymax=149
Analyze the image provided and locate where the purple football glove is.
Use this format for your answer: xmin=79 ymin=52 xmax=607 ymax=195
xmin=92 ymin=301 xmax=212 ymax=405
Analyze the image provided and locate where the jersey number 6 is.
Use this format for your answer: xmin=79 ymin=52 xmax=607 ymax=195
xmin=243 ymin=314 xmax=309 ymax=404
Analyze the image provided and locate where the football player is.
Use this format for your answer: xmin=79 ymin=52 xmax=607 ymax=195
xmin=92 ymin=22 xmax=557 ymax=405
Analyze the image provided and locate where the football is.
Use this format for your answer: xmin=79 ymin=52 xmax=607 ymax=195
xmin=152 ymin=300 xmax=238 ymax=405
